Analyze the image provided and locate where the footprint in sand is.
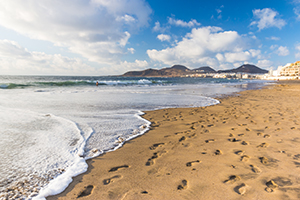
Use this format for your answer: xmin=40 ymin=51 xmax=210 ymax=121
xmin=234 ymin=183 xmax=247 ymax=195
xmin=203 ymin=129 xmax=210 ymax=133
xmin=229 ymin=138 xmax=240 ymax=142
xmin=257 ymin=132 xmax=263 ymax=136
xmin=235 ymin=150 xmax=245 ymax=156
xmin=77 ymin=185 xmax=94 ymax=198
xmin=250 ymin=165 xmax=261 ymax=173
xmin=257 ymin=143 xmax=269 ymax=148
xmin=205 ymin=139 xmax=215 ymax=143
xmin=260 ymin=157 xmax=269 ymax=164
xmin=215 ymin=149 xmax=223 ymax=155
xmin=241 ymin=141 xmax=249 ymax=145
xmin=241 ymin=155 xmax=250 ymax=162
xmin=265 ymin=180 xmax=278 ymax=193
xmin=149 ymin=143 xmax=164 ymax=150
xmin=177 ymin=179 xmax=188 ymax=190
xmin=179 ymin=136 xmax=186 ymax=142
xmin=293 ymin=154 xmax=300 ymax=160
xmin=186 ymin=160 xmax=201 ymax=167
xmin=108 ymin=165 xmax=129 ymax=172
xmin=145 ymin=150 xmax=167 ymax=166
xmin=103 ymin=175 xmax=122 ymax=185
xmin=224 ymin=175 xmax=241 ymax=184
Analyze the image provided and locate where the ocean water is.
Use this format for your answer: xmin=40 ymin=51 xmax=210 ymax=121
xmin=0 ymin=76 xmax=270 ymax=199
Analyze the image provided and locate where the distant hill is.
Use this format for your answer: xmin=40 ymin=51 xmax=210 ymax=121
xmin=170 ymin=65 xmax=190 ymax=71
xmin=122 ymin=65 xmax=190 ymax=77
xmin=122 ymin=64 xmax=268 ymax=77
xmin=217 ymin=64 xmax=268 ymax=74
xmin=192 ymin=66 xmax=216 ymax=73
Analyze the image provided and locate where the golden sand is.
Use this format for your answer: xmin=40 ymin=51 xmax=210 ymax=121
xmin=48 ymin=81 xmax=300 ymax=200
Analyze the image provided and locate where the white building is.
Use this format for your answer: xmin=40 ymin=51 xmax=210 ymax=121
xmin=280 ymin=61 xmax=300 ymax=76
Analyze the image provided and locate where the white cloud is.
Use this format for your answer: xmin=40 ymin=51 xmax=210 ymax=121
xmin=127 ymin=48 xmax=135 ymax=54
xmin=295 ymin=43 xmax=300 ymax=58
xmin=296 ymin=43 xmax=300 ymax=51
xmin=104 ymin=59 xmax=148 ymax=75
xmin=216 ymin=5 xmax=224 ymax=19
xmin=295 ymin=8 xmax=300 ymax=20
xmin=249 ymin=49 xmax=262 ymax=58
xmin=153 ymin=21 xmax=163 ymax=32
xmin=0 ymin=0 xmax=152 ymax=68
xmin=250 ymin=8 xmax=286 ymax=31
xmin=224 ymin=51 xmax=251 ymax=63
xmin=122 ymin=59 xmax=149 ymax=70
xmin=266 ymin=36 xmax=280 ymax=40
xmin=168 ymin=17 xmax=201 ymax=28
xmin=216 ymin=53 xmax=224 ymax=62
xmin=157 ymin=34 xmax=171 ymax=42
xmin=0 ymin=40 xmax=96 ymax=75
xmin=293 ymin=0 xmax=300 ymax=20
xmin=147 ymin=26 xmax=260 ymax=69
xmin=276 ymin=46 xmax=289 ymax=56
xmin=116 ymin=14 xmax=136 ymax=23
xmin=270 ymin=44 xmax=278 ymax=50
xmin=270 ymin=45 xmax=289 ymax=56
xmin=0 ymin=39 xmax=150 ymax=75
xmin=212 ymin=5 xmax=224 ymax=20
xmin=257 ymin=59 xmax=273 ymax=68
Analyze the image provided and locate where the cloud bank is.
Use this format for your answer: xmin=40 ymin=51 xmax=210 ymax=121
xmin=0 ymin=40 xmax=95 ymax=75
xmin=147 ymin=26 xmax=260 ymax=69
xmin=0 ymin=0 xmax=152 ymax=67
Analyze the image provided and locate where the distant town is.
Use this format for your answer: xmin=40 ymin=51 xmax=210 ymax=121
xmin=122 ymin=61 xmax=300 ymax=80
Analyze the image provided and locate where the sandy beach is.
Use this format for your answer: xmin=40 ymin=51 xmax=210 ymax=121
xmin=47 ymin=81 xmax=300 ymax=200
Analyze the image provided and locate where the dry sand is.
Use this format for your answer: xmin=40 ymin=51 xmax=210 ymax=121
xmin=48 ymin=81 xmax=300 ymax=200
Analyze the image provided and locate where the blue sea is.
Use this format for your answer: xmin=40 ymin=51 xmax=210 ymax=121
xmin=0 ymin=75 xmax=271 ymax=199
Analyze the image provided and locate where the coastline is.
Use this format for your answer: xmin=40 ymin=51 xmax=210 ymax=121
xmin=47 ymin=81 xmax=300 ymax=200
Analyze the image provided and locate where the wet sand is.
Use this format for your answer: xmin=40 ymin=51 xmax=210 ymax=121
xmin=48 ymin=81 xmax=300 ymax=200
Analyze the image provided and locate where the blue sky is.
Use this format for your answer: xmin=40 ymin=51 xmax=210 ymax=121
xmin=0 ymin=0 xmax=299 ymax=75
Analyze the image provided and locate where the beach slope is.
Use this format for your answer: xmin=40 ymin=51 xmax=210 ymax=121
xmin=48 ymin=81 xmax=300 ymax=200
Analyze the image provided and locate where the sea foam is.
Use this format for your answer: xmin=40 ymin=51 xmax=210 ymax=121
xmin=0 ymin=76 xmax=269 ymax=199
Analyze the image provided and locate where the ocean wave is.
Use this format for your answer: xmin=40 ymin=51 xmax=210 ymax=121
xmin=0 ymin=83 xmax=32 ymax=89
xmin=0 ymin=78 xmax=169 ymax=89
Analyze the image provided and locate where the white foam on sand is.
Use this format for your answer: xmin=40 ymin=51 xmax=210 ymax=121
xmin=33 ymin=157 xmax=88 ymax=200
xmin=33 ymin=110 xmax=151 ymax=200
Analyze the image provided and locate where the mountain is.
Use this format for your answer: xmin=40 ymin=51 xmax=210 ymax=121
xmin=122 ymin=65 xmax=190 ymax=77
xmin=217 ymin=64 xmax=268 ymax=74
xmin=170 ymin=65 xmax=189 ymax=71
xmin=122 ymin=64 xmax=268 ymax=77
xmin=192 ymin=66 xmax=216 ymax=73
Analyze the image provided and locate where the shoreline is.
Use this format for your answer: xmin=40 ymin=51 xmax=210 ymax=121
xmin=48 ymin=81 xmax=300 ymax=200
